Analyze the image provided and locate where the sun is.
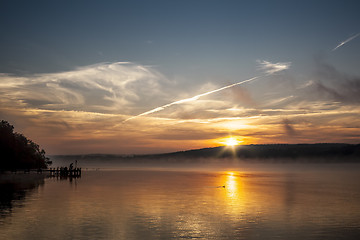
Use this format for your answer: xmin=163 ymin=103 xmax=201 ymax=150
xmin=214 ymin=136 xmax=244 ymax=147
xmin=223 ymin=137 xmax=240 ymax=146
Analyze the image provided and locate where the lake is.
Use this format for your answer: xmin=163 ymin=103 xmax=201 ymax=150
xmin=1 ymin=162 xmax=360 ymax=239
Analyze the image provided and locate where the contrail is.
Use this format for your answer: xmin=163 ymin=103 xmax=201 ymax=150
xmin=123 ymin=60 xmax=291 ymax=122
xmin=123 ymin=76 xmax=260 ymax=122
xmin=332 ymin=33 xmax=359 ymax=51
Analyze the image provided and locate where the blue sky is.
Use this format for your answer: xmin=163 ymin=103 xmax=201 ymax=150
xmin=1 ymin=0 xmax=360 ymax=154
xmin=1 ymin=0 xmax=359 ymax=75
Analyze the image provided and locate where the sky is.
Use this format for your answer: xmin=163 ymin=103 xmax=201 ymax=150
xmin=1 ymin=0 xmax=360 ymax=154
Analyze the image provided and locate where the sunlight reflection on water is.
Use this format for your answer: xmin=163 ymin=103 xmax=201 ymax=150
xmin=1 ymin=166 xmax=360 ymax=240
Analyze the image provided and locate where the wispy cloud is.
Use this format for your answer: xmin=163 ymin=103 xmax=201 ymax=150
xmin=311 ymin=61 xmax=360 ymax=104
xmin=332 ymin=33 xmax=360 ymax=51
xmin=257 ymin=60 xmax=291 ymax=74
xmin=124 ymin=60 xmax=291 ymax=122
xmin=283 ymin=118 xmax=297 ymax=136
xmin=2 ymin=60 xmax=359 ymax=154
xmin=124 ymin=76 xmax=260 ymax=122
xmin=0 ymin=62 xmax=168 ymax=115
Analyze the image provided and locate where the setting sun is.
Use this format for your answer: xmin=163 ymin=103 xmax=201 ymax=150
xmin=223 ymin=137 xmax=241 ymax=146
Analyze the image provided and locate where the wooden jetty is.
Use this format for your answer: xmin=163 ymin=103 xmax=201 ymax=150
xmin=6 ymin=167 xmax=81 ymax=177
xmin=48 ymin=167 xmax=82 ymax=177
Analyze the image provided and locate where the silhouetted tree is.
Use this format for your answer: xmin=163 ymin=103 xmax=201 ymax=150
xmin=0 ymin=120 xmax=49 ymax=170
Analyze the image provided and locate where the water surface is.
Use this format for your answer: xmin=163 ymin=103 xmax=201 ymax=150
xmin=1 ymin=165 xmax=360 ymax=239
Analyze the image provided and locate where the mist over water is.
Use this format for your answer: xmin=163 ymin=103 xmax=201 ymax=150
xmin=51 ymin=155 xmax=360 ymax=173
xmin=1 ymin=159 xmax=360 ymax=240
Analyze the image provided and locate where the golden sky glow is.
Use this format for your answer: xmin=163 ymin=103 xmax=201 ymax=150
xmin=0 ymin=61 xmax=359 ymax=155
xmin=218 ymin=137 xmax=242 ymax=146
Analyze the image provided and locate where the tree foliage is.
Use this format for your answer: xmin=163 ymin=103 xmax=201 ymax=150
xmin=0 ymin=120 xmax=49 ymax=170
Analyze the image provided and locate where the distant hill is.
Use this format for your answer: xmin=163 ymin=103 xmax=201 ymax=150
xmin=53 ymin=143 xmax=360 ymax=163
xmin=151 ymin=143 xmax=360 ymax=162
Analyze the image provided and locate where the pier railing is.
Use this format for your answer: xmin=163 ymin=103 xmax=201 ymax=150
xmin=4 ymin=167 xmax=82 ymax=177
xmin=48 ymin=167 xmax=82 ymax=177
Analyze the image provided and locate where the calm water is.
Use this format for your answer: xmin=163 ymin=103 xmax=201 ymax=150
xmin=1 ymin=164 xmax=360 ymax=239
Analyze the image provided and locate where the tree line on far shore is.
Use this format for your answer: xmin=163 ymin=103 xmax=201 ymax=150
xmin=0 ymin=120 xmax=49 ymax=170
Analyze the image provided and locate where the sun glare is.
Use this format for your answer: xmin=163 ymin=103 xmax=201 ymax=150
xmin=223 ymin=137 xmax=241 ymax=146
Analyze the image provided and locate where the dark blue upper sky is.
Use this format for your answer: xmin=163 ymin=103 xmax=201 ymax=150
xmin=1 ymin=0 xmax=359 ymax=78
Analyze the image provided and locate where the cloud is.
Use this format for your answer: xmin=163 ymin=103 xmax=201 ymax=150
xmin=0 ymin=62 xmax=168 ymax=115
xmin=257 ymin=60 xmax=291 ymax=74
xmin=312 ymin=62 xmax=360 ymax=104
xmin=282 ymin=119 xmax=297 ymax=136
xmin=124 ymin=60 xmax=292 ymax=122
xmin=123 ymin=76 xmax=260 ymax=122
xmin=332 ymin=33 xmax=359 ymax=51
xmin=230 ymin=86 xmax=257 ymax=107
xmin=1 ymin=59 xmax=359 ymax=155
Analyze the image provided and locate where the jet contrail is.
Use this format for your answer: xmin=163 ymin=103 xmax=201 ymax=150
xmin=123 ymin=60 xmax=291 ymax=122
xmin=123 ymin=76 xmax=260 ymax=122
xmin=332 ymin=33 xmax=360 ymax=51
